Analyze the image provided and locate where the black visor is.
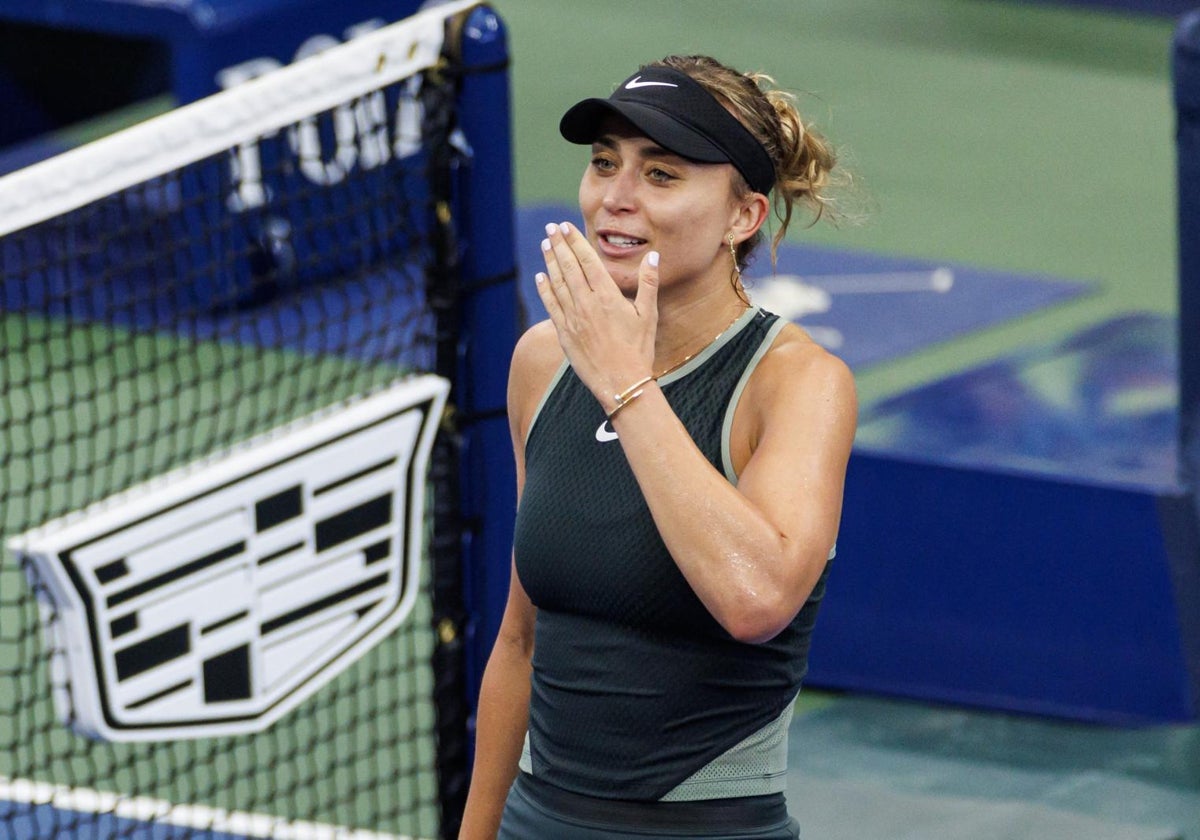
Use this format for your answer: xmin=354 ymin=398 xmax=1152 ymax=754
xmin=559 ymin=65 xmax=775 ymax=196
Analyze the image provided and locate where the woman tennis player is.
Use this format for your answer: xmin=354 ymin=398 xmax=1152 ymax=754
xmin=460 ymin=54 xmax=857 ymax=839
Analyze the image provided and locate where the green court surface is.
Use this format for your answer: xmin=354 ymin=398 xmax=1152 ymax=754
xmin=0 ymin=313 xmax=403 ymax=534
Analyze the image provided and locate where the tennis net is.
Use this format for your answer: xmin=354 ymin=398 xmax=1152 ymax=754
xmin=0 ymin=1 xmax=512 ymax=837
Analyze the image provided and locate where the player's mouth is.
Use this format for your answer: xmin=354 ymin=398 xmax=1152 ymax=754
xmin=597 ymin=231 xmax=648 ymax=256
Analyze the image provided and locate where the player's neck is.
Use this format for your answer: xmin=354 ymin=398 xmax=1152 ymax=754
xmin=653 ymin=289 xmax=750 ymax=373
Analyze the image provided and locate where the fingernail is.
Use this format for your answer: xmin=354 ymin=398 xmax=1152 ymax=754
xmin=559 ymin=222 xmax=572 ymax=235
xmin=541 ymin=238 xmax=551 ymax=252
xmin=544 ymin=223 xmax=556 ymax=237
xmin=535 ymin=272 xmax=547 ymax=284
xmin=648 ymin=251 xmax=660 ymax=267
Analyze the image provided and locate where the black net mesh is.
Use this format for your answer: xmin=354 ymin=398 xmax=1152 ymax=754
xmin=0 ymin=33 xmax=467 ymax=840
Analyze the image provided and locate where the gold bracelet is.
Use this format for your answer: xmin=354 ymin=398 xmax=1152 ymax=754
xmin=614 ymin=375 xmax=654 ymax=405
xmin=606 ymin=387 xmax=646 ymax=421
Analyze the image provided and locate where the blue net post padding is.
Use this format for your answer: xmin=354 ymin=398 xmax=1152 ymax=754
xmin=1176 ymin=10 xmax=1200 ymax=474
xmin=1172 ymin=8 xmax=1200 ymax=720
xmin=453 ymin=1 xmax=520 ymax=717
xmin=438 ymin=0 xmax=519 ymax=809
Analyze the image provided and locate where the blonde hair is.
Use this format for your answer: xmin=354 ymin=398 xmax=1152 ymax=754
xmin=652 ymin=55 xmax=843 ymax=268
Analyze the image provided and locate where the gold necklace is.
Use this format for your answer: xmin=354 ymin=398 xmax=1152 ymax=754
xmin=607 ymin=306 xmax=751 ymax=421
xmin=652 ymin=306 xmax=749 ymax=380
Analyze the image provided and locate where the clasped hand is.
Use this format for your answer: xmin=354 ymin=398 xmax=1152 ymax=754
xmin=535 ymin=222 xmax=660 ymax=413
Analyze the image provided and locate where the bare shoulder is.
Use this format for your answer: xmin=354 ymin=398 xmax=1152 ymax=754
xmin=510 ymin=318 xmax=564 ymax=389
xmin=743 ymin=321 xmax=857 ymax=435
xmin=760 ymin=322 xmax=854 ymax=398
xmin=507 ymin=319 xmax=566 ymax=442
xmin=727 ymin=320 xmax=855 ymax=486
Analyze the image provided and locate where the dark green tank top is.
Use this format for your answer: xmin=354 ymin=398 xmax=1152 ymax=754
xmin=513 ymin=307 xmax=830 ymax=801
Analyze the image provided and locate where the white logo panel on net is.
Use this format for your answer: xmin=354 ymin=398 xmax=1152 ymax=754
xmin=10 ymin=376 xmax=447 ymax=742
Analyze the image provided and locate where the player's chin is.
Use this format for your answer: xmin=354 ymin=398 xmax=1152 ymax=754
xmin=611 ymin=274 xmax=639 ymax=299
xmin=601 ymin=259 xmax=639 ymax=296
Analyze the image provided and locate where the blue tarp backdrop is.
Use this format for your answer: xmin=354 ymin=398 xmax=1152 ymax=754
xmin=0 ymin=0 xmax=428 ymax=147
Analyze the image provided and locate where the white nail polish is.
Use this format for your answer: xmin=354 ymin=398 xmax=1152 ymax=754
xmin=541 ymin=238 xmax=551 ymax=251
xmin=544 ymin=223 xmax=556 ymax=237
xmin=559 ymin=222 xmax=572 ymax=235
xmin=648 ymin=251 xmax=660 ymax=267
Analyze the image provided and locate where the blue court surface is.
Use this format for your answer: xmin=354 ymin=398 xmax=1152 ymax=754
xmin=0 ymin=778 xmax=418 ymax=839
xmin=2 ymin=805 xmax=247 ymax=840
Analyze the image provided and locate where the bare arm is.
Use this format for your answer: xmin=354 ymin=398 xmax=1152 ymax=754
xmin=457 ymin=560 xmax=534 ymax=839
xmin=458 ymin=323 xmax=561 ymax=839
xmin=536 ymin=224 xmax=857 ymax=643
xmin=609 ymin=334 xmax=856 ymax=642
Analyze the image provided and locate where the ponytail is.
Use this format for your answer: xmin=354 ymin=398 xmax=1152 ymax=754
xmin=652 ymin=55 xmax=850 ymax=268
